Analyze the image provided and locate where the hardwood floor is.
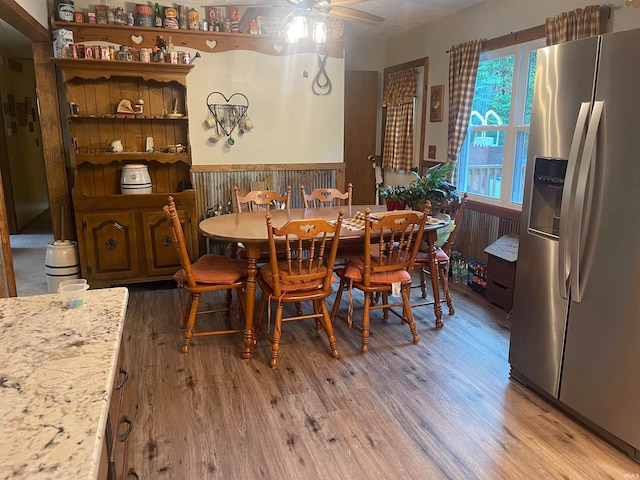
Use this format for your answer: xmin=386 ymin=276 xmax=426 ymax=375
xmin=119 ymin=279 xmax=640 ymax=479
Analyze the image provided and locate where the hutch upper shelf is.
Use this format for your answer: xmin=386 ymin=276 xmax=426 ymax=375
xmin=52 ymin=57 xmax=194 ymax=83
xmin=50 ymin=20 xmax=345 ymax=58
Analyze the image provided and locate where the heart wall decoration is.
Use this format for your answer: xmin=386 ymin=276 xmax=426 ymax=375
xmin=205 ymin=92 xmax=250 ymax=147
xmin=205 ymin=39 xmax=218 ymax=50
xmin=130 ymin=34 xmax=144 ymax=45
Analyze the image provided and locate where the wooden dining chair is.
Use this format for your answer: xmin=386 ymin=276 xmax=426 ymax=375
xmin=300 ymin=183 xmax=352 ymax=208
xmin=255 ymin=210 xmax=344 ymax=368
xmin=163 ymin=196 xmax=248 ymax=354
xmin=234 ymin=185 xmax=291 ymax=213
xmin=412 ymin=193 xmax=469 ymax=315
xmin=330 ymin=207 xmax=428 ymax=353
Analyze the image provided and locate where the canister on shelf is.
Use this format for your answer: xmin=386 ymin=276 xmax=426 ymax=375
xmin=139 ymin=48 xmax=151 ymax=62
xmin=188 ymin=8 xmax=200 ymax=30
xmin=164 ymin=7 xmax=179 ymax=29
xmin=55 ymin=0 xmax=75 ymax=22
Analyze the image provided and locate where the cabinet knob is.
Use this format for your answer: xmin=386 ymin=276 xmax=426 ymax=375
xmin=162 ymin=235 xmax=174 ymax=247
xmin=105 ymin=238 xmax=118 ymax=250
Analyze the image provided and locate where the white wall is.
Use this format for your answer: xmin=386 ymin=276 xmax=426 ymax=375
xmin=188 ymin=49 xmax=344 ymax=165
xmin=16 ymin=0 xmax=48 ymax=28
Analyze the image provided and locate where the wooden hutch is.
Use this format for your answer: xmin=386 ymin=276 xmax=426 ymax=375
xmin=54 ymin=58 xmax=196 ymax=286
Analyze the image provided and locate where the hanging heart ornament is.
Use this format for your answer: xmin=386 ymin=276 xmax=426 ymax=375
xmin=205 ymin=92 xmax=249 ymax=144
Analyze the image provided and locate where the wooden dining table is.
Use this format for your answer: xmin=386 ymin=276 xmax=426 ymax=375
xmin=199 ymin=205 xmax=448 ymax=359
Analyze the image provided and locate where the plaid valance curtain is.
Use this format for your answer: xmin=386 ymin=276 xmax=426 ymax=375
xmin=447 ymin=39 xmax=482 ymax=181
xmin=545 ymin=5 xmax=606 ymax=45
xmin=382 ymin=68 xmax=418 ymax=172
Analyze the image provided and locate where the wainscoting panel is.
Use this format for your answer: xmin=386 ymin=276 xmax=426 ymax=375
xmin=454 ymin=208 xmax=521 ymax=262
xmin=191 ymin=163 xmax=345 ymax=222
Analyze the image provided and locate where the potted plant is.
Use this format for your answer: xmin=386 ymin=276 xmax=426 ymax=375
xmin=405 ymin=163 xmax=459 ymax=213
xmin=379 ymin=184 xmax=409 ymax=211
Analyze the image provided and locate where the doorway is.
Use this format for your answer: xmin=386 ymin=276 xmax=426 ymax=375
xmin=0 ymin=20 xmax=52 ymax=295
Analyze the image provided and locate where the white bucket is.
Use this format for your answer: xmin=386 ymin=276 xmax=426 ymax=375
xmin=120 ymin=164 xmax=152 ymax=194
xmin=45 ymin=240 xmax=81 ymax=294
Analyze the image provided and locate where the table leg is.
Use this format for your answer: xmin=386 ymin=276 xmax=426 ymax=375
xmin=425 ymin=231 xmax=444 ymax=328
xmin=242 ymin=245 xmax=261 ymax=359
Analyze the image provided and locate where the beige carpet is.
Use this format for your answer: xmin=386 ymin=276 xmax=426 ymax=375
xmin=10 ymin=210 xmax=54 ymax=296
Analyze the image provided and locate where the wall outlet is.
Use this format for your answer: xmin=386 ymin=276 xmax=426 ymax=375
xmin=428 ymin=145 xmax=436 ymax=159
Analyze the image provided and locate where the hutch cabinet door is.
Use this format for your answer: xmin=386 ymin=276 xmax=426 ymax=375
xmin=78 ymin=212 xmax=141 ymax=281
xmin=141 ymin=209 xmax=193 ymax=276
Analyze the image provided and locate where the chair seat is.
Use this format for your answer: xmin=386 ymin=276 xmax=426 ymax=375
xmin=260 ymin=260 xmax=329 ymax=291
xmin=174 ymin=254 xmax=248 ymax=284
xmin=343 ymin=256 xmax=412 ymax=284
xmin=415 ymin=248 xmax=449 ymax=265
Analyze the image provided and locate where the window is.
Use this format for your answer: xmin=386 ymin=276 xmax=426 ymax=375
xmin=456 ymin=39 xmax=545 ymax=209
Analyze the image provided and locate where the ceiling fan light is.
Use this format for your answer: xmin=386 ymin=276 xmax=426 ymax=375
xmin=285 ymin=22 xmax=298 ymax=43
xmin=291 ymin=15 xmax=308 ymax=40
xmin=312 ymin=21 xmax=327 ymax=43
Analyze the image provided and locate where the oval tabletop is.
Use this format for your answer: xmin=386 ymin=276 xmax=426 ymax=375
xmin=198 ymin=205 xmax=448 ymax=242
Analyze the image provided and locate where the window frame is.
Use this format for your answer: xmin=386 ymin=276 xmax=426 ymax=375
xmin=457 ymin=37 xmax=545 ymax=211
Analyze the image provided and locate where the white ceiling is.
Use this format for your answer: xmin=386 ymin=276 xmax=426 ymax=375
xmin=0 ymin=0 xmax=484 ymax=58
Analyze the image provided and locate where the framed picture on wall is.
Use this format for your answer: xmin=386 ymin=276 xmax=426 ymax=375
xmin=430 ymin=84 xmax=444 ymax=122
xmin=8 ymin=94 xmax=16 ymax=117
xmin=17 ymin=102 xmax=28 ymax=126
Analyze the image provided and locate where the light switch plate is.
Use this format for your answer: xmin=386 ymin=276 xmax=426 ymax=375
xmin=428 ymin=145 xmax=436 ymax=159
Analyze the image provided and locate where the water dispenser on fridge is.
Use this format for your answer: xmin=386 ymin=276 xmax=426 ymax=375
xmin=528 ymin=157 xmax=567 ymax=238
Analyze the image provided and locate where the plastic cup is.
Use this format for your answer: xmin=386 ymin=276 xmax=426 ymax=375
xmin=58 ymin=282 xmax=90 ymax=309
xmin=58 ymin=279 xmax=88 ymax=290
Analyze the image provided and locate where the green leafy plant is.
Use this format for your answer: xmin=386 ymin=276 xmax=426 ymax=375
xmin=379 ymin=183 xmax=409 ymax=202
xmin=405 ymin=163 xmax=459 ymax=208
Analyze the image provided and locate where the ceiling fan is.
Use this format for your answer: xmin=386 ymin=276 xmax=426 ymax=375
xmin=283 ymin=0 xmax=384 ymax=25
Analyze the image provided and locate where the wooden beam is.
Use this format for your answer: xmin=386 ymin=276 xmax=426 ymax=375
xmin=32 ymin=41 xmax=72 ymax=241
xmin=0 ymin=169 xmax=16 ymax=297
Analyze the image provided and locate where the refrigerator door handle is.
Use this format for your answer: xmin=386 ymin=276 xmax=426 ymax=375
xmin=558 ymin=102 xmax=591 ymax=300
xmin=571 ymin=100 xmax=604 ymax=303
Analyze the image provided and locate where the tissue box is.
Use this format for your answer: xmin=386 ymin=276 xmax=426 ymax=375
xmin=53 ymin=28 xmax=74 ymax=58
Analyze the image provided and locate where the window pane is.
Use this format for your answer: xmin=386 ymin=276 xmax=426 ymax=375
xmin=522 ymin=50 xmax=538 ymax=125
xmin=511 ymin=131 xmax=529 ymax=203
xmin=472 ymin=55 xmax=515 ymax=126
xmin=461 ymin=128 xmax=506 ymax=200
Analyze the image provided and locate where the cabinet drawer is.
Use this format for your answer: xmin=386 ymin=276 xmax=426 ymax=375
xmin=486 ymin=279 xmax=514 ymax=312
xmin=109 ymin=340 xmax=134 ymax=479
xmin=487 ymin=256 xmax=516 ymax=289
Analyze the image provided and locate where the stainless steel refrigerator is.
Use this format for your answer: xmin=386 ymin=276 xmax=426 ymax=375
xmin=509 ymin=27 xmax=640 ymax=461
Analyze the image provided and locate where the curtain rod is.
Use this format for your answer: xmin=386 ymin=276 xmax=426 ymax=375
xmin=446 ymin=24 xmax=545 ymax=53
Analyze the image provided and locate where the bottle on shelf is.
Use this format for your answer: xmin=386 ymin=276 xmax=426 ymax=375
xmin=167 ymin=36 xmax=178 ymax=64
xmin=179 ymin=5 xmax=187 ymax=30
xmin=153 ymin=3 xmax=162 ymax=28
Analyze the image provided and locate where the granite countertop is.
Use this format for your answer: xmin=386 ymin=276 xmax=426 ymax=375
xmin=0 ymin=287 xmax=129 ymax=480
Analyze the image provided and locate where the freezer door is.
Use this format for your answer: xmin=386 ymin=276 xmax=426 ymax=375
xmin=509 ymin=36 xmax=599 ymax=397
xmin=559 ymin=28 xmax=640 ymax=453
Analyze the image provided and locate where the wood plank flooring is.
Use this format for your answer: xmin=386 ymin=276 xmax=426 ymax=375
xmin=119 ymin=279 xmax=640 ymax=479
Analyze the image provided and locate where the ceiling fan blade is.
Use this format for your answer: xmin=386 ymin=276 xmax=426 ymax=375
xmin=330 ymin=0 xmax=366 ymax=5
xmin=329 ymin=5 xmax=384 ymax=24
